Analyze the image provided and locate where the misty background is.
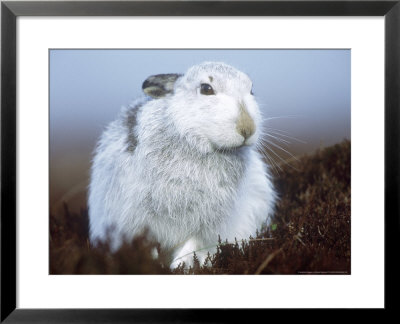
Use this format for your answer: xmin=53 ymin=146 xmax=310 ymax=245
xmin=50 ymin=49 xmax=350 ymax=214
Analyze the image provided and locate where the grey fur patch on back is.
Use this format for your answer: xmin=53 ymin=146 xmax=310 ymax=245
xmin=125 ymin=103 xmax=142 ymax=153
xmin=142 ymin=73 xmax=182 ymax=98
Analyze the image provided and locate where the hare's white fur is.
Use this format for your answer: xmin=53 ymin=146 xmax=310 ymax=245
xmin=88 ymin=62 xmax=276 ymax=267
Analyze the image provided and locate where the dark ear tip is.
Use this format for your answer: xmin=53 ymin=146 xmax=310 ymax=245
xmin=142 ymin=79 xmax=151 ymax=90
xmin=142 ymin=73 xmax=182 ymax=99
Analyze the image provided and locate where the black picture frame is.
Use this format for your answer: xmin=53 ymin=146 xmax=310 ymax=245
xmin=1 ymin=0 xmax=399 ymax=322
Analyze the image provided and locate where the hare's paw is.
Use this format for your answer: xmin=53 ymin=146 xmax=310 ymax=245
xmin=170 ymin=239 xmax=204 ymax=270
xmin=170 ymin=239 xmax=214 ymax=270
xmin=170 ymin=239 xmax=196 ymax=269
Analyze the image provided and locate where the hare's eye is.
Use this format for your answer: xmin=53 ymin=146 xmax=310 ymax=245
xmin=200 ymin=83 xmax=215 ymax=95
xmin=250 ymin=87 xmax=254 ymax=95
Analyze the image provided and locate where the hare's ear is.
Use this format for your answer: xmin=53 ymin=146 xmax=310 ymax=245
xmin=142 ymin=73 xmax=182 ymax=98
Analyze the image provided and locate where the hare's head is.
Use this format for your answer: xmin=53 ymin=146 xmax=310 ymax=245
xmin=142 ymin=62 xmax=261 ymax=153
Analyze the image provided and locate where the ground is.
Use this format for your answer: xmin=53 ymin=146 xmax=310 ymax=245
xmin=50 ymin=140 xmax=350 ymax=275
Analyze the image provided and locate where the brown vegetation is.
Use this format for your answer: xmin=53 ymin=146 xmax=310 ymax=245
xmin=50 ymin=140 xmax=350 ymax=275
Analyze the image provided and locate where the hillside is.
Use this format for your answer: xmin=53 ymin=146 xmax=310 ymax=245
xmin=50 ymin=140 xmax=351 ymax=275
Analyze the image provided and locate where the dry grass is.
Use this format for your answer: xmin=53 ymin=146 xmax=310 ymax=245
xmin=50 ymin=140 xmax=350 ymax=275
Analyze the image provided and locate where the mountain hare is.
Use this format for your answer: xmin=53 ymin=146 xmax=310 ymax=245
xmin=88 ymin=62 xmax=276 ymax=268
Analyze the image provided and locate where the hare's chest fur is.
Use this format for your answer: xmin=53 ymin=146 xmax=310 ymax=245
xmin=141 ymin=144 xmax=246 ymax=225
xmin=134 ymin=110 xmax=248 ymax=242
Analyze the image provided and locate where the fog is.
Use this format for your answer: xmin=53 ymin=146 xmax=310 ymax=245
xmin=50 ymin=49 xmax=350 ymax=213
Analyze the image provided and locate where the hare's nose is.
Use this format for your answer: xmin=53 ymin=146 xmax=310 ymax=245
xmin=236 ymin=103 xmax=255 ymax=140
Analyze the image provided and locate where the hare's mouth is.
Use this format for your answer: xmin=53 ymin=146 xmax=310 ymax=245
xmin=214 ymin=142 xmax=250 ymax=154
xmin=208 ymin=131 xmax=256 ymax=153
